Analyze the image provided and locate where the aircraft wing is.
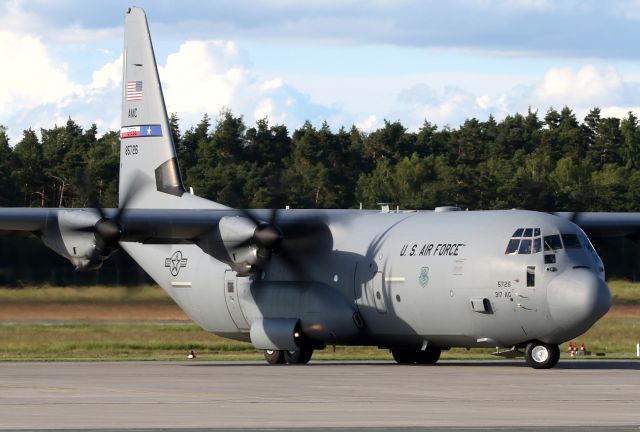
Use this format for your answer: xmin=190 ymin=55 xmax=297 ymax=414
xmin=0 ymin=207 xmax=332 ymax=242
xmin=554 ymin=212 xmax=640 ymax=239
xmin=0 ymin=208 xmax=54 ymax=234
xmin=0 ymin=208 xmax=226 ymax=241
xmin=4 ymin=208 xmax=640 ymax=240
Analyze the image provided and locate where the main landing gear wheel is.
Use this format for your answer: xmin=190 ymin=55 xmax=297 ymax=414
xmin=284 ymin=345 xmax=314 ymax=364
xmin=416 ymin=347 xmax=441 ymax=364
xmin=524 ymin=341 xmax=560 ymax=369
xmin=391 ymin=348 xmax=415 ymax=364
xmin=391 ymin=347 xmax=441 ymax=365
xmin=263 ymin=349 xmax=285 ymax=365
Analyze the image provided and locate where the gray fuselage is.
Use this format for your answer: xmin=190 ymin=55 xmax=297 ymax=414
xmin=121 ymin=208 xmax=611 ymax=351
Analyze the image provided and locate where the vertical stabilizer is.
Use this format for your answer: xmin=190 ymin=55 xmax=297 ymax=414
xmin=120 ymin=7 xmax=224 ymax=209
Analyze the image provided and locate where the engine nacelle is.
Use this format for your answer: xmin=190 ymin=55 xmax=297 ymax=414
xmin=40 ymin=210 xmax=107 ymax=271
xmin=240 ymin=281 xmax=361 ymax=347
xmin=250 ymin=318 xmax=301 ymax=350
xmin=218 ymin=216 xmax=267 ymax=273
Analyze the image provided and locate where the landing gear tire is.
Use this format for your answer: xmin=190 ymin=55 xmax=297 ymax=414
xmin=391 ymin=347 xmax=441 ymax=365
xmin=416 ymin=347 xmax=441 ymax=364
xmin=263 ymin=349 xmax=285 ymax=365
xmin=284 ymin=345 xmax=314 ymax=364
xmin=391 ymin=349 xmax=415 ymax=364
xmin=525 ymin=341 xmax=560 ymax=369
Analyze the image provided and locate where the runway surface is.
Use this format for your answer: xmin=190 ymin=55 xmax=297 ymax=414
xmin=0 ymin=360 xmax=639 ymax=430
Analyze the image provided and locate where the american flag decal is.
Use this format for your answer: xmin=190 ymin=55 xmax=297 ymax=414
xmin=127 ymin=81 xmax=143 ymax=101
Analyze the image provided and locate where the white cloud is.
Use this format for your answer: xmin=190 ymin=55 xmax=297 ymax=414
xmin=599 ymin=106 xmax=640 ymax=119
xmin=0 ymin=0 xmax=43 ymax=35
xmin=158 ymin=39 xmax=339 ymax=131
xmin=476 ymin=95 xmax=491 ymax=110
xmin=0 ymin=30 xmax=80 ymax=115
xmin=535 ymin=65 xmax=622 ymax=106
xmin=89 ymin=55 xmax=122 ymax=90
xmin=52 ymin=25 xmax=121 ymax=45
xmin=395 ymin=84 xmax=486 ymax=128
xmin=160 ymin=40 xmax=245 ymax=120
xmin=0 ymin=28 xmax=124 ymax=143
xmin=260 ymin=78 xmax=284 ymax=92
xmin=254 ymin=98 xmax=274 ymax=121
xmin=356 ymin=114 xmax=378 ymax=131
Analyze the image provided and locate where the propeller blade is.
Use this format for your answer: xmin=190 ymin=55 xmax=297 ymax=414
xmin=114 ymin=171 xmax=146 ymax=226
xmin=268 ymin=207 xmax=278 ymax=226
xmin=254 ymin=223 xmax=282 ymax=249
xmin=276 ymin=246 xmax=310 ymax=282
xmin=280 ymin=219 xmax=331 ymax=254
xmin=235 ymin=208 xmax=262 ymax=227
xmin=69 ymin=171 xmax=147 ymax=254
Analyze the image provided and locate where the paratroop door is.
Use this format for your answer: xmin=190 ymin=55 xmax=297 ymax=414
xmin=223 ymin=270 xmax=250 ymax=330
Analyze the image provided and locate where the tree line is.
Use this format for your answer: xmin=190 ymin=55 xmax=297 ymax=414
xmin=2 ymin=106 xmax=640 ymax=284
xmin=2 ymin=106 xmax=640 ymax=212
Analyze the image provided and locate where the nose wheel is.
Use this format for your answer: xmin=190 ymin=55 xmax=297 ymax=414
xmin=524 ymin=341 xmax=560 ymax=369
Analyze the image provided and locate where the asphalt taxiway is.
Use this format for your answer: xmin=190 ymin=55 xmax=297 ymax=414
xmin=0 ymin=360 xmax=639 ymax=430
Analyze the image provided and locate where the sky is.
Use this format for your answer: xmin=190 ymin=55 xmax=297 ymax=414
xmin=3 ymin=0 xmax=640 ymax=144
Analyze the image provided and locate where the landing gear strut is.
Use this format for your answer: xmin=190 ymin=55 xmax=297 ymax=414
xmin=524 ymin=341 xmax=560 ymax=369
xmin=391 ymin=347 xmax=441 ymax=365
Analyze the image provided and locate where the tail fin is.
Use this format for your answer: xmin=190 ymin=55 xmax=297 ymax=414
xmin=120 ymin=7 xmax=224 ymax=209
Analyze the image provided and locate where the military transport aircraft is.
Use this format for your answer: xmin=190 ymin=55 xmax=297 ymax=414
xmin=0 ymin=7 xmax=628 ymax=369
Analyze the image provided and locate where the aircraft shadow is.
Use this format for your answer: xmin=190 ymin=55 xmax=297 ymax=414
xmin=180 ymin=360 xmax=639 ymax=369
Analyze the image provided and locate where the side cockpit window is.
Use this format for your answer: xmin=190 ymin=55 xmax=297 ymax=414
xmin=561 ymin=234 xmax=581 ymax=249
xmin=543 ymin=234 xmax=563 ymax=251
xmin=505 ymin=227 xmax=542 ymax=255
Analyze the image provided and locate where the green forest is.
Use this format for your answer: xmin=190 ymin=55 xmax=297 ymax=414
xmin=1 ymin=106 xmax=640 ymax=212
xmin=2 ymin=106 xmax=640 ymax=285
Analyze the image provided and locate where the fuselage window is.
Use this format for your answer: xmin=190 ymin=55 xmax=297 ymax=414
xmin=544 ymin=235 xmax=563 ymax=251
xmin=561 ymin=234 xmax=581 ymax=249
xmin=527 ymin=266 xmax=535 ymax=287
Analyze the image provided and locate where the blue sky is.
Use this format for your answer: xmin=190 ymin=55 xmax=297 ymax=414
xmin=3 ymin=0 xmax=640 ymax=144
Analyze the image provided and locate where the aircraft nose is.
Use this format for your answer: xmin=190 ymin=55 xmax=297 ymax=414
xmin=547 ymin=268 xmax=611 ymax=337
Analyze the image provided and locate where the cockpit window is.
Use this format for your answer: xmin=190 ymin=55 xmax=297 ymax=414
xmin=518 ymin=239 xmax=532 ymax=254
xmin=505 ymin=239 xmax=520 ymax=255
xmin=578 ymin=233 xmax=595 ymax=253
xmin=505 ymin=227 xmax=542 ymax=255
xmin=533 ymin=237 xmax=542 ymax=253
xmin=579 ymin=233 xmax=600 ymax=264
xmin=544 ymin=235 xmax=562 ymax=251
xmin=561 ymin=234 xmax=581 ymax=249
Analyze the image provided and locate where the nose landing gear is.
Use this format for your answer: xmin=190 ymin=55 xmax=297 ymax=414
xmin=524 ymin=341 xmax=560 ymax=369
